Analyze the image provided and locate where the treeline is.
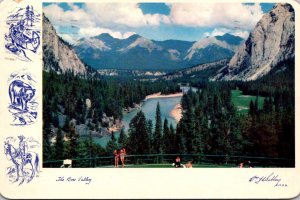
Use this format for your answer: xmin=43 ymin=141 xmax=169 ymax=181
xmin=177 ymin=82 xmax=293 ymax=159
xmin=43 ymin=71 xmax=180 ymax=122
xmin=43 ymin=71 xmax=180 ymax=162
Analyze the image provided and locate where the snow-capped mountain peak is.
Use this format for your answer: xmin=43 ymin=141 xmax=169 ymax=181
xmin=120 ymin=37 xmax=163 ymax=53
xmin=185 ymin=34 xmax=242 ymax=60
xmin=77 ymin=38 xmax=111 ymax=51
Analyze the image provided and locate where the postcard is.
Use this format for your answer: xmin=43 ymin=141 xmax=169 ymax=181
xmin=0 ymin=0 xmax=299 ymax=199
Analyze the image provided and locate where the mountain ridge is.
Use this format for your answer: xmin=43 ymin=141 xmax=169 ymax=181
xmin=73 ymin=32 xmax=243 ymax=70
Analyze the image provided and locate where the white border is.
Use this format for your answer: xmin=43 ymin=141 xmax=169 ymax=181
xmin=0 ymin=0 xmax=299 ymax=199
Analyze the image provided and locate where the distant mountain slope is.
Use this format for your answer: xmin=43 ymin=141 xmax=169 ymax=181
xmin=43 ymin=15 xmax=95 ymax=77
xmin=75 ymin=34 xmax=192 ymax=70
xmin=184 ymin=34 xmax=243 ymax=65
xmin=212 ymin=4 xmax=295 ymax=81
xmin=73 ymin=32 xmax=243 ymax=70
xmin=162 ymin=59 xmax=229 ymax=81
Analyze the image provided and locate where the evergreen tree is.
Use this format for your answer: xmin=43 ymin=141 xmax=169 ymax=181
xmin=169 ymin=124 xmax=176 ymax=153
xmin=153 ymin=102 xmax=162 ymax=154
xmin=127 ymin=111 xmax=150 ymax=154
xmin=249 ymin=100 xmax=254 ymax=116
xmin=162 ymin=118 xmax=172 ymax=153
xmin=67 ymin=120 xmax=79 ymax=159
xmin=118 ymin=128 xmax=128 ymax=148
xmin=175 ymin=122 xmax=186 ymax=154
xmin=254 ymin=96 xmax=259 ymax=114
xmin=146 ymin=119 xmax=154 ymax=153
xmin=106 ymin=134 xmax=118 ymax=156
xmin=42 ymin=123 xmax=53 ymax=162
xmin=181 ymin=103 xmax=196 ymax=153
xmin=55 ymin=128 xmax=64 ymax=160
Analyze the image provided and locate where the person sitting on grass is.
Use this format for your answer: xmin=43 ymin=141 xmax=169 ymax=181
xmin=184 ymin=161 xmax=193 ymax=168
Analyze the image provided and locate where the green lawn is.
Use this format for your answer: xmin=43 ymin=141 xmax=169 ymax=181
xmin=100 ymin=163 xmax=236 ymax=168
xmin=231 ymin=90 xmax=265 ymax=114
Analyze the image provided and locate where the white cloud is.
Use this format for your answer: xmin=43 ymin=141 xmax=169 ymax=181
xmin=79 ymin=27 xmax=136 ymax=39
xmin=43 ymin=3 xmax=94 ymax=28
xmin=168 ymin=3 xmax=263 ymax=30
xmin=204 ymin=28 xmax=249 ymax=39
xmin=204 ymin=28 xmax=232 ymax=37
xmin=85 ymin=3 xmax=166 ymax=28
xmin=123 ymin=32 xmax=136 ymax=39
xmin=231 ymin=31 xmax=250 ymax=39
xmin=59 ymin=34 xmax=79 ymax=45
xmin=43 ymin=3 xmax=262 ymax=41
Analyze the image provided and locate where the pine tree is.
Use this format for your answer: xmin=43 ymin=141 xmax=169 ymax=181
xmin=162 ymin=118 xmax=171 ymax=153
xmin=127 ymin=111 xmax=150 ymax=154
xmin=153 ymin=102 xmax=162 ymax=154
xmin=67 ymin=120 xmax=79 ymax=159
xmin=42 ymin=123 xmax=53 ymax=162
xmin=175 ymin=122 xmax=186 ymax=154
xmin=249 ymin=100 xmax=254 ymax=116
xmin=146 ymin=119 xmax=154 ymax=153
xmin=106 ymin=133 xmax=118 ymax=157
xmin=118 ymin=128 xmax=128 ymax=148
xmin=181 ymin=103 xmax=196 ymax=153
xmin=169 ymin=124 xmax=176 ymax=153
xmin=254 ymin=96 xmax=259 ymax=114
xmin=55 ymin=128 xmax=64 ymax=160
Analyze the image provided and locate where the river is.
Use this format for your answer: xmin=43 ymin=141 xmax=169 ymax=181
xmin=93 ymin=86 xmax=197 ymax=147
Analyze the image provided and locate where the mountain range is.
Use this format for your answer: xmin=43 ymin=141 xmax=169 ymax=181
xmin=74 ymin=33 xmax=243 ymax=70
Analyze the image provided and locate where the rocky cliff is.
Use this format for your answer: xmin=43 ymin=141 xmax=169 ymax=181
xmin=43 ymin=15 xmax=88 ymax=76
xmin=212 ymin=4 xmax=295 ymax=81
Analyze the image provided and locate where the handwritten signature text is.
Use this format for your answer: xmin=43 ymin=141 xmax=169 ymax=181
xmin=249 ymin=172 xmax=287 ymax=187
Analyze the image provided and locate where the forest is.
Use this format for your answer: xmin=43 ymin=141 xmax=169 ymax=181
xmin=42 ymin=71 xmax=180 ymax=163
xmin=43 ymin=58 xmax=294 ymax=167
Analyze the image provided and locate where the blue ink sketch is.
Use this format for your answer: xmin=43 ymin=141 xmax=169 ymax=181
xmin=5 ymin=5 xmax=41 ymax=61
xmin=8 ymin=71 xmax=38 ymax=126
xmin=4 ymin=135 xmax=40 ymax=185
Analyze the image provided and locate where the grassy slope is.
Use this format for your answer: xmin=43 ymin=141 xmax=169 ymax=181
xmin=231 ymin=90 xmax=264 ymax=114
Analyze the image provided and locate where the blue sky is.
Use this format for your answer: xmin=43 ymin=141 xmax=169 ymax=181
xmin=43 ymin=3 xmax=275 ymax=43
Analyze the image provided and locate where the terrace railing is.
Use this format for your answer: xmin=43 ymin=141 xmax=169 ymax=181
xmin=43 ymin=154 xmax=294 ymax=168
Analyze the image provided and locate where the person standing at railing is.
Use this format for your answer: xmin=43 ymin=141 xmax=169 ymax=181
xmin=120 ymin=148 xmax=126 ymax=168
xmin=113 ymin=149 xmax=120 ymax=168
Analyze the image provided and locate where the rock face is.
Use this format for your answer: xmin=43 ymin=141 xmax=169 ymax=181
xmin=43 ymin=15 xmax=88 ymax=76
xmin=212 ymin=4 xmax=295 ymax=81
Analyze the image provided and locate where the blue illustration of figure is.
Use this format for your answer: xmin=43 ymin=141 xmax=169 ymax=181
xmin=8 ymin=72 xmax=38 ymax=126
xmin=5 ymin=5 xmax=41 ymax=61
xmin=4 ymin=136 xmax=40 ymax=185
xmin=25 ymin=6 xmax=34 ymax=27
xmin=9 ymin=80 xmax=36 ymax=111
xmin=18 ymin=135 xmax=28 ymax=162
